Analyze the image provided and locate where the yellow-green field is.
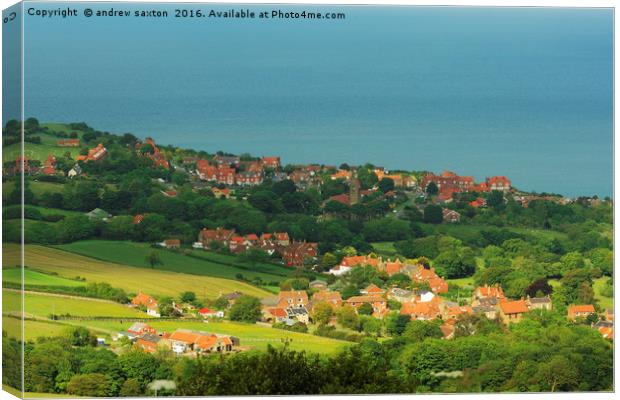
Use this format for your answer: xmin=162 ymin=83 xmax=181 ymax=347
xmin=3 ymin=290 xmax=150 ymax=318
xmin=62 ymin=319 xmax=349 ymax=354
xmin=2 ymin=316 xmax=69 ymax=341
xmin=3 ymin=384 xmax=83 ymax=399
xmin=3 ymin=268 xmax=86 ymax=287
xmin=4 ymin=244 xmax=271 ymax=299
xmin=593 ymin=277 xmax=613 ymax=310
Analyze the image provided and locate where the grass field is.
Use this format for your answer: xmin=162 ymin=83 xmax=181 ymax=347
xmin=3 ymin=268 xmax=86 ymax=287
xmin=64 ymin=319 xmax=350 ymax=354
xmin=446 ymin=276 xmax=475 ymax=288
xmin=593 ymin=277 xmax=613 ymax=310
xmin=422 ymin=223 xmax=568 ymax=242
xmin=3 ymin=384 xmax=83 ymax=399
xmin=3 ymin=124 xmax=84 ymax=162
xmin=371 ymin=242 xmax=397 ymax=256
xmin=3 ymin=181 xmax=65 ymax=199
xmin=2 ymin=316 xmax=70 ymax=341
xmin=3 ymin=290 xmax=150 ymax=318
xmin=4 ymin=244 xmax=271 ymax=299
xmin=55 ymin=240 xmax=293 ymax=283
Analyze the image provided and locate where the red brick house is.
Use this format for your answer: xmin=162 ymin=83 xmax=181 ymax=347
xmin=567 ymin=304 xmax=596 ymax=320
xmin=282 ymin=242 xmax=318 ymax=267
xmin=262 ymin=156 xmax=281 ymax=169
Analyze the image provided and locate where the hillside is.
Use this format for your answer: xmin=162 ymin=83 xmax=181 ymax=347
xmin=4 ymin=244 xmax=272 ymax=299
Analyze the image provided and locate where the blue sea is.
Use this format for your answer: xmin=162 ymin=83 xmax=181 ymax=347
xmin=9 ymin=4 xmax=614 ymax=197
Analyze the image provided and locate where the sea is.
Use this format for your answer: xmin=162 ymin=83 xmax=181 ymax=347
xmin=6 ymin=4 xmax=614 ymax=197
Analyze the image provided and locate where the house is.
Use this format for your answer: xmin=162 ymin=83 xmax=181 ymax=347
xmin=469 ymin=198 xmax=486 ymax=208
xmin=472 ymin=305 xmax=498 ymax=320
xmin=312 ymin=290 xmax=343 ymax=308
xmin=286 ymin=307 xmax=310 ymax=324
xmin=346 ymin=295 xmax=388 ymax=317
xmin=85 ymin=208 xmax=111 ymax=221
xmin=57 ymin=138 xmax=80 ymax=147
xmin=161 ymin=190 xmax=178 ymax=197
xmin=440 ymin=323 xmax=456 ymax=340
xmin=526 ymin=295 xmax=552 ymax=311
xmin=499 ymin=299 xmax=529 ymax=324
xmin=282 ymin=242 xmax=318 ymax=267
xmin=387 ymin=287 xmax=415 ymax=303
xmin=262 ymin=156 xmax=281 ymax=169
xmin=131 ymin=292 xmax=160 ymax=317
xmin=222 ymin=292 xmax=243 ymax=307
xmin=567 ymin=304 xmax=596 ymax=320
xmin=443 ymin=305 xmax=473 ymax=321
xmin=236 ymin=171 xmax=263 ymax=186
xmin=604 ymin=308 xmax=614 ymax=322
xmin=442 ymin=208 xmax=461 ymax=223
xmin=400 ymin=301 xmax=441 ymax=321
xmin=330 ymin=170 xmax=352 ymax=181
xmin=263 ymin=307 xmax=289 ymax=323
xmin=277 ymin=290 xmax=309 ymax=309
xmin=216 ymin=166 xmax=236 ymax=185
xmin=198 ymin=227 xmax=236 ymax=248
xmin=136 ymin=138 xmax=170 ymax=169
xmin=472 ymin=284 xmax=505 ymax=306
xmin=421 ymin=171 xmax=475 ymax=194
xmin=361 ymin=284 xmax=385 ymax=296
xmin=275 ymin=232 xmax=290 ymax=246
xmin=127 ymin=322 xmax=157 ymax=336
xmin=213 ymin=155 xmax=240 ymax=167
xmin=212 ymin=187 xmax=231 ymax=199
xmin=168 ymin=329 xmax=238 ymax=354
xmin=76 ymin=143 xmax=107 ymax=162
xmin=67 ymin=164 xmax=82 ymax=178
xmin=309 ymin=280 xmax=328 ymax=290
xmin=485 ymin=176 xmax=511 ymax=192
xmin=411 ymin=266 xmax=449 ymax=294
xmin=161 ymin=239 xmax=181 ymax=249
xmin=327 ymin=264 xmax=352 ymax=276
xmin=42 ymin=154 xmax=57 ymax=175
xmin=137 ymin=334 xmax=167 ymax=353
xmin=598 ymin=326 xmax=614 ymax=341
xmin=199 ymin=307 xmax=224 ymax=318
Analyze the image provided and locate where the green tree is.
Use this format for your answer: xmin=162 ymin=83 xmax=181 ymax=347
xmin=228 ymin=295 xmax=262 ymax=323
xmin=336 ymin=305 xmax=359 ymax=330
xmin=358 ymin=303 xmax=374 ymax=316
xmin=67 ymin=373 xmax=114 ymax=397
xmin=426 ymin=182 xmax=438 ymax=196
xmin=180 ymin=291 xmax=196 ymax=303
xmin=119 ymin=378 xmax=143 ymax=396
xmin=311 ymin=301 xmax=334 ymax=326
xmin=423 ymin=204 xmax=443 ymax=224
xmin=145 ymin=251 xmax=163 ymax=269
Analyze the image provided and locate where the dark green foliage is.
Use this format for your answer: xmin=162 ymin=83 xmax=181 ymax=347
xmin=228 ymin=295 xmax=262 ymax=323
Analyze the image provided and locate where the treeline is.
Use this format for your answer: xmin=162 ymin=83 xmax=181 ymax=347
xmin=3 ymin=311 xmax=612 ymax=397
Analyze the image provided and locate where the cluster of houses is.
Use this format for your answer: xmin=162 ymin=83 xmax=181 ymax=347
xmin=421 ymin=170 xmax=512 ymax=202
xmin=136 ymin=137 xmax=170 ymax=169
xmin=194 ymin=227 xmax=318 ymax=267
xmin=328 ymin=255 xmax=449 ymax=294
xmin=118 ymin=322 xmax=240 ymax=356
xmin=194 ymin=155 xmax=281 ymax=186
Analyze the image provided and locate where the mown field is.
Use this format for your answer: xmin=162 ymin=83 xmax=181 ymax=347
xmin=4 ymin=244 xmax=271 ymax=299
xmin=55 ymin=240 xmax=294 ymax=283
xmin=592 ymin=277 xmax=613 ymax=310
xmin=3 ymin=123 xmax=85 ymax=162
xmin=3 ymin=290 xmax=150 ymax=318
xmin=2 ymin=316 xmax=70 ymax=341
xmin=420 ymin=223 xmax=569 ymax=242
xmin=3 ymin=180 xmax=65 ymax=200
xmin=3 ymin=268 xmax=86 ymax=287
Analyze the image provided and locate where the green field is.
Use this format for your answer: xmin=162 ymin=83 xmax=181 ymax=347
xmin=371 ymin=242 xmax=397 ymax=256
xmin=593 ymin=277 xmax=613 ymax=310
xmin=446 ymin=276 xmax=475 ymax=288
xmin=4 ymin=244 xmax=271 ymax=299
xmin=3 ymin=316 xmax=70 ymax=341
xmin=55 ymin=240 xmax=294 ymax=283
xmin=422 ymin=223 xmax=568 ymax=242
xmin=65 ymin=319 xmax=349 ymax=354
xmin=3 ymin=268 xmax=85 ymax=287
xmin=3 ymin=290 xmax=150 ymax=318
xmin=3 ymin=181 xmax=65 ymax=199
xmin=3 ymin=384 xmax=83 ymax=399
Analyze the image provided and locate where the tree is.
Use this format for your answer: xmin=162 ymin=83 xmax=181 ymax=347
xmin=228 ymin=295 xmax=262 ymax=323
xmin=358 ymin=303 xmax=374 ymax=316
xmin=145 ymin=251 xmax=163 ymax=269
xmin=525 ymin=278 xmax=553 ymax=297
xmin=402 ymin=320 xmax=442 ymax=341
xmin=119 ymin=378 xmax=142 ymax=397
xmin=311 ymin=301 xmax=334 ymax=326
xmin=426 ymin=182 xmax=438 ymax=196
xmin=486 ymin=190 xmax=505 ymax=210
xmin=336 ymin=305 xmax=359 ymax=330
xmin=65 ymin=326 xmax=96 ymax=347
xmin=180 ymin=291 xmax=196 ymax=303
xmin=67 ymin=373 xmax=114 ymax=397
xmin=378 ymin=178 xmax=395 ymax=193
xmin=385 ymin=313 xmax=410 ymax=336
xmin=539 ymin=355 xmax=578 ymax=392
xmin=423 ymin=204 xmax=443 ymax=224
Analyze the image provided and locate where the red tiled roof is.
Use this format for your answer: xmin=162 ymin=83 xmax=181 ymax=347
xmin=568 ymin=304 xmax=596 ymax=314
xmin=500 ymin=299 xmax=529 ymax=315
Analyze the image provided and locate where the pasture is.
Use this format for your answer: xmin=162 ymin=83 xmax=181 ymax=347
xmin=3 ymin=268 xmax=85 ymax=288
xmin=55 ymin=240 xmax=293 ymax=283
xmin=4 ymin=244 xmax=271 ymax=299
xmin=3 ymin=290 xmax=150 ymax=318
